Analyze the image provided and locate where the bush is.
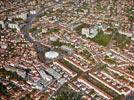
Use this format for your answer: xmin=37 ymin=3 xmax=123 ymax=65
xmin=0 ymin=83 xmax=10 ymax=97
xmin=114 ymin=32 xmax=131 ymax=49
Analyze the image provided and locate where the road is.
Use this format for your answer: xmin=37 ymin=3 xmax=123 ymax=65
xmin=19 ymin=0 xmax=75 ymax=66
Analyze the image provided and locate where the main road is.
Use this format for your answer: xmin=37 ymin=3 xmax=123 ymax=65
xmin=20 ymin=0 xmax=65 ymax=63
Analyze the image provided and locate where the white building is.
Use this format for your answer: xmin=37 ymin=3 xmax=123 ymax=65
xmin=8 ymin=23 xmax=20 ymax=31
xmin=58 ymin=78 xmax=67 ymax=85
xmin=15 ymin=13 xmax=27 ymax=20
xmin=61 ymin=45 xmax=74 ymax=54
xmin=82 ymin=28 xmax=98 ymax=38
xmin=0 ymin=21 xmax=5 ymax=29
xmin=118 ymin=30 xmax=132 ymax=37
xmin=49 ymin=36 xmax=58 ymax=42
xmin=32 ymin=82 xmax=44 ymax=90
xmin=4 ymin=66 xmax=16 ymax=72
xmin=30 ymin=10 xmax=37 ymax=15
xmin=45 ymin=51 xmax=59 ymax=59
xmin=39 ymin=70 xmax=52 ymax=81
xmin=16 ymin=69 xmax=26 ymax=78
xmin=82 ymin=28 xmax=90 ymax=37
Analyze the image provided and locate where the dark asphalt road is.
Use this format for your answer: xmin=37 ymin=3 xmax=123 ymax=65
xmin=20 ymin=1 xmax=63 ymax=63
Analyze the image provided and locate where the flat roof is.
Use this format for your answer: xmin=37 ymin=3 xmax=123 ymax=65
xmin=46 ymin=68 xmax=61 ymax=79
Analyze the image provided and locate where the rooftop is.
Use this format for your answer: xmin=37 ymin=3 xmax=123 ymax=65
xmin=45 ymin=51 xmax=59 ymax=59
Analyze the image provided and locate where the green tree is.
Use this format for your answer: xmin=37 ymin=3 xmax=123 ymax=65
xmin=53 ymin=85 xmax=84 ymax=100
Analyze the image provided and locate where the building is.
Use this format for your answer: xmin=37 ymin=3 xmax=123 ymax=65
xmin=78 ymin=77 xmax=113 ymax=100
xmin=81 ymin=28 xmax=98 ymax=38
xmin=49 ymin=36 xmax=58 ymax=42
xmin=46 ymin=68 xmax=61 ymax=79
xmin=16 ymin=69 xmax=26 ymax=78
xmin=45 ymin=51 xmax=59 ymax=60
xmin=4 ymin=66 xmax=16 ymax=72
xmin=82 ymin=23 xmax=110 ymax=38
xmin=15 ymin=13 xmax=28 ymax=20
xmin=8 ymin=23 xmax=20 ymax=31
xmin=54 ymin=61 xmax=77 ymax=78
xmin=118 ymin=30 xmax=132 ymax=37
xmin=39 ymin=69 xmax=53 ymax=81
xmin=61 ymin=45 xmax=74 ymax=54
xmin=58 ymin=78 xmax=67 ymax=85
xmin=81 ymin=28 xmax=90 ymax=37
xmin=30 ymin=10 xmax=37 ymax=15
xmin=0 ymin=21 xmax=5 ymax=29
xmin=32 ymin=69 xmax=53 ymax=90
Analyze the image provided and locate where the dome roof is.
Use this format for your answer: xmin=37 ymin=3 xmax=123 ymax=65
xmin=45 ymin=51 xmax=59 ymax=59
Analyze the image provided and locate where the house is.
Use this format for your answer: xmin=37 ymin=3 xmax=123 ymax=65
xmin=49 ymin=36 xmax=58 ymax=42
xmin=46 ymin=68 xmax=61 ymax=79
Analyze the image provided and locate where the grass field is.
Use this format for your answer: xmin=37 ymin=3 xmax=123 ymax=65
xmin=91 ymin=30 xmax=112 ymax=46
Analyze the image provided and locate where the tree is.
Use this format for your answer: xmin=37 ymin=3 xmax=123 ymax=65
xmin=0 ymin=83 xmax=10 ymax=97
xmin=53 ymin=85 xmax=84 ymax=100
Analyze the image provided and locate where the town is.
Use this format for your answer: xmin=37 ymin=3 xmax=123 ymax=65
xmin=0 ymin=0 xmax=134 ymax=100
